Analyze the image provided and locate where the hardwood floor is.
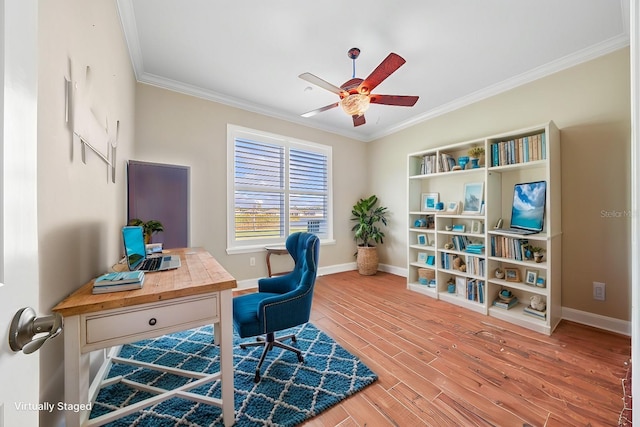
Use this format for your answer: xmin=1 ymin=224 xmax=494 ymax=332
xmin=299 ymin=271 xmax=631 ymax=427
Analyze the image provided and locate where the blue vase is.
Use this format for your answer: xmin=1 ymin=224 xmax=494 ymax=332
xmin=458 ymin=156 xmax=469 ymax=169
xmin=471 ymin=158 xmax=480 ymax=168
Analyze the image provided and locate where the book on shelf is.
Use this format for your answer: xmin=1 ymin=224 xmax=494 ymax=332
xmin=93 ymin=271 xmax=145 ymax=294
xmin=465 ymin=243 xmax=485 ymax=254
xmin=420 ymin=154 xmax=437 ymax=175
xmin=523 ymin=305 xmax=547 ymax=319
xmin=490 ymin=132 xmax=546 ymax=167
xmin=492 ymin=296 xmax=518 ymax=310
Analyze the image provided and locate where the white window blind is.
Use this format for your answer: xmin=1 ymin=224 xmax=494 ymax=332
xmin=227 ymin=125 xmax=332 ymax=252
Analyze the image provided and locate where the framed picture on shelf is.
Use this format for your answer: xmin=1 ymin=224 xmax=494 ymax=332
xmin=452 ymin=224 xmax=465 ymax=232
xmin=417 ymin=252 xmax=428 ymax=264
xmin=471 ymin=220 xmax=483 ymax=234
xmin=525 ymin=269 xmax=538 ymax=285
xmin=462 ymin=182 xmax=484 ymax=214
xmin=445 ymin=201 xmax=460 ymax=214
xmin=417 ymin=234 xmax=427 ymax=245
xmin=421 ymin=193 xmax=439 ymax=211
xmin=504 ymin=268 xmax=520 ymax=282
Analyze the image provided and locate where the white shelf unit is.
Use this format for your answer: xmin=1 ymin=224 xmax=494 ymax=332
xmin=406 ymin=121 xmax=561 ymax=335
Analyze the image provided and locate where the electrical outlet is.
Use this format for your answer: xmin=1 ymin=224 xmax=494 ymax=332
xmin=249 ymin=257 xmax=256 ymax=267
xmin=593 ymin=282 xmax=605 ymax=301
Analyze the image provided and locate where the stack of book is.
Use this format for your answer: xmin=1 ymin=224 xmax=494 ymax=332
xmin=92 ymin=270 xmax=145 ymax=294
xmin=465 ymin=243 xmax=485 ymax=254
xmin=492 ymin=294 xmax=518 ymax=309
xmin=523 ymin=305 xmax=547 ymax=320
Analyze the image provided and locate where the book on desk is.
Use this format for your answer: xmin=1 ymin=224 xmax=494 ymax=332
xmin=93 ymin=271 xmax=145 ymax=294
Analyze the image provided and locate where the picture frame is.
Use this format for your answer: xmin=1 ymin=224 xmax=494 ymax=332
xmin=462 ymin=182 xmax=484 ymax=214
xmin=504 ymin=267 xmax=520 ymax=282
xmin=421 ymin=192 xmax=439 ymax=211
xmin=452 ymin=224 xmax=466 ymax=232
xmin=417 ymin=252 xmax=428 ymax=264
xmin=445 ymin=201 xmax=460 ymax=214
xmin=471 ymin=220 xmax=482 ymax=234
xmin=417 ymin=234 xmax=427 ymax=245
xmin=525 ymin=269 xmax=538 ymax=285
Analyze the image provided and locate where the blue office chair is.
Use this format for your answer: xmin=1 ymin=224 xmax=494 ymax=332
xmin=233 ymin=232 xmax=320 ymax=382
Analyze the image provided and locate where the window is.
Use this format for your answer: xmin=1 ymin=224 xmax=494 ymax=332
xmin=227 ymin=125 xmax=332 ymax=253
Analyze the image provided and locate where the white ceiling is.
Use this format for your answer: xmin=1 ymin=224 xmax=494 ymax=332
xmin=117 ymin=0 xmax=630 ymax=142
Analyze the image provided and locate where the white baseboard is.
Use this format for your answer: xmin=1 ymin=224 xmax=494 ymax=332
xmin=562 ymin=307 xmax=631 ymax=336
xmin=318 ymin=262 xmax=357 ymax=276
xmin=378 ymin=263 xmax=407 ymax=277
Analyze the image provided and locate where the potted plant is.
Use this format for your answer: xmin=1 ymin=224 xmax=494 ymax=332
xmin=128 ymin=218 xmax=164 ymax=244
xmin=351 ymin=195 xmax=388 ymax=275
xmin=467 ymin=146 xmax=485 ymax=168
xmin=525 ymin=245 xmax=545 ymax=263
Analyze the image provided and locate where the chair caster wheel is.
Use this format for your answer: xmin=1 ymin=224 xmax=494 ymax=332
xmin=297 ymin=354 xmax=304 ymax=363
xmin=254 ymin=372 xmax=261 ymax=383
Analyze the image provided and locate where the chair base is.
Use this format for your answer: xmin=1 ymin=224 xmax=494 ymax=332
xmin=240 ymin=332 xmax=304 ymax=382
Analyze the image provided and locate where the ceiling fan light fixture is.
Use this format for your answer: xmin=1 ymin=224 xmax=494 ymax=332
xmin=340 ymin=93 xmax=370 ymax=116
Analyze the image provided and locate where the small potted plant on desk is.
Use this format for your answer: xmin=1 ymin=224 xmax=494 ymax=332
xmin=128 ymin=218 xmax=164 ymax=244
xmin=351 ymin=195 xmax=388 ymax=276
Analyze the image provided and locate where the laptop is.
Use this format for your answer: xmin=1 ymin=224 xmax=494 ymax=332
xmin=122 ymin=226 xmax=182 ymax=271
xmin=502 ymin=181 xmax=547 ymax=235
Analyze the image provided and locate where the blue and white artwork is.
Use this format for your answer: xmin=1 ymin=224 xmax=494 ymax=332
xmin=511 ymin=181 xmax=547 ymax=231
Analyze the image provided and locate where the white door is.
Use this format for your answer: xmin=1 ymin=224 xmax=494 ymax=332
xmin=0 ymin=1 xmax=40 ymax=426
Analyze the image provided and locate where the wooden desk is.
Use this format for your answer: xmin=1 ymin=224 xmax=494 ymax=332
xmin=52 ymin=248 xmax=237 ymax=427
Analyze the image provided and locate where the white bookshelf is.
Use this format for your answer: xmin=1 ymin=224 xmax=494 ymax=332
xmin=406 ymin=121 xmax=561 ymax=335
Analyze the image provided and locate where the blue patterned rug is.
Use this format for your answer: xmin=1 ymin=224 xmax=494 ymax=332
xmin=90 ymin=323 xmax=377 ymax=426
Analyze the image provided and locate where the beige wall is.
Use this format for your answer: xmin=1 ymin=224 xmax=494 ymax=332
xmin=37 ymin=0 xmax=136 ymax=425
xmin=133 ymin=84 xmax=369 ymax=281
xmin=370 ymin=48 xmax=631 ymax=321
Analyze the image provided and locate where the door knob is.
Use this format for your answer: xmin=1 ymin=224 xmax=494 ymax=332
xmin=9 ymin=307 xmax=63 ymax=354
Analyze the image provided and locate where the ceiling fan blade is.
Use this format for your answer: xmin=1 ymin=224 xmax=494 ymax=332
xmin=352 ymin=115 xmax=366 ymax=127
xmin=299 ymin=73 xmax=348 ymax=97
xmin=357 ymin=53 xmax=406 ymax=94
xmin=301 ymin=102 xmax=339 ymax=118
xmin=370 ymin=94 xmax=419 ymax=107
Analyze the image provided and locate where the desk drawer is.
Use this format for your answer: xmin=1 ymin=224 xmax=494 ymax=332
xmin=85 ymin=295 xmax=218 ymax=345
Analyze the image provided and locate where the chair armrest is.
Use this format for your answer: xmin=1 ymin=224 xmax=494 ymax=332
xmin=258 ymin=273 xmax=296 ymax=294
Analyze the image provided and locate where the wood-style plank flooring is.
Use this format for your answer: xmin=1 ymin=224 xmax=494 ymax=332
xmin=298 ymin=271 xmax=631 ymax=427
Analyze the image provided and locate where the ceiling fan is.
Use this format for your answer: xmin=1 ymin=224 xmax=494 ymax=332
xmin=299 ymin=48 xmax=419 ymax=127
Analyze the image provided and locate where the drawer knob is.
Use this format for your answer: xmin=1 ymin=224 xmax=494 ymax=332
xmin=148 ymin=318 xmax=157 ymax=326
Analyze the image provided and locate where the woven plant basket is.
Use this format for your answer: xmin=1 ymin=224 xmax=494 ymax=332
xmin=418 ymin=268 xmax=435 ymax=285
xmin=356 ymin=246 xmax=379 ymax=275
